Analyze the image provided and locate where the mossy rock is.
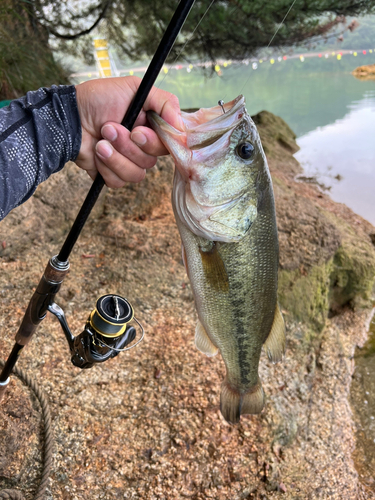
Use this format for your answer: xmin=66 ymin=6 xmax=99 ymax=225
xmin=278 ymin=260 xmax=334 ymax=331
xmin=329 ymin=230 xmax=375 ymax=312
xmin=252 ymin=110 xmax=299 ymax=160
xmin=257 ymin=112 xmax=375 ymax=331
xmin=278 ymin=234 xmax=375 ymax=331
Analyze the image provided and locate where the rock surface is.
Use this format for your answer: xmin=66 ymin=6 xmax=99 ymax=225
xmin=0 ymin=111 xmax=374 ymax=499
xmin=352 ymin=64 xmax=375 ymax=80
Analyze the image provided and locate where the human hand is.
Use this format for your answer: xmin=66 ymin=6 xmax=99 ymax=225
xmin=75 ymin=76 xmax=183 ymax=187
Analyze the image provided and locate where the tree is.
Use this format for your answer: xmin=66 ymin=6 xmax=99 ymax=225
xmin=1 ymin=0 xmax=375 ymax=99
xmin=0 ymin=0 xmax=70 ymax=100
xmin=42 ymin=0 xmax=375 ymax=61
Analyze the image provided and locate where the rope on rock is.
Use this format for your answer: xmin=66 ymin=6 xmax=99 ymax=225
xmin=0 ymin=360 xmax=53 ymax=500
xmin=0 ymin=491 xmax=24 ymax=500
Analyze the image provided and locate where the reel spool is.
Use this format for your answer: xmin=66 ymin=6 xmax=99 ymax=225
xmin=90 ymin=294 xmax=134 ymax=338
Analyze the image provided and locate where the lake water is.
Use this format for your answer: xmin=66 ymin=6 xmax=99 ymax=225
xmin=156 ymin=52 xmax=375 ymax=225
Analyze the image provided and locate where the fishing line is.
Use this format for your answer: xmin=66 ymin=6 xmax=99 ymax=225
xmin=266 ymin=0 xmax=298 ymax=49
xmin=148 ymin=0 xmax=216 ymax=100
xmin=221 ymin=0 xmax=298 ymax=103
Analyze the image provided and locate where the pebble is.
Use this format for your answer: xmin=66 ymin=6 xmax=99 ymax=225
xmin=279 ymin=483 xmax=287 ymax=493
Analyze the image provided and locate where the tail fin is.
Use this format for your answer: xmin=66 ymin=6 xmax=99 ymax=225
xmin=220 ymin=379 xmax=265 ymax=424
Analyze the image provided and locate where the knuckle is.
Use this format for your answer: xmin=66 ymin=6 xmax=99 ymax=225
xmin=168 ymin=94 xmax=180 ymax=108
xmin=115 ymin=179 xmax=126 ymax=188
xmin=104 ymin=172 xmax=126 ymax=188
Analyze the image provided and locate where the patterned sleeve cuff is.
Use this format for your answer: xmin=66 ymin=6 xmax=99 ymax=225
xmin=51 ymin=85 xmax=82 ymax=164
xmin=0 ymin=84 xmax=83 ymax=220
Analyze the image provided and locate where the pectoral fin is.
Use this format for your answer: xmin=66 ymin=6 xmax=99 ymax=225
xmin=181 ymin=244 xmax=189 ymax=275
xmin=195 ymin=319 xmax=218 ymax=357
xmin=199 ymin=242 xmax=229 ymax=293
xmin=263 ymin=304 xmax=286 ymax=363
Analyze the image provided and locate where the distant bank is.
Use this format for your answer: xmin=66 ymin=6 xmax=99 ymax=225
xmin=353 ymin=63 xmax=375 ymax=79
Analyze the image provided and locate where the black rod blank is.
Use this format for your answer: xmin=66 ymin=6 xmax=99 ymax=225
xmin=57 ymin=0 xmax=195 ymax=262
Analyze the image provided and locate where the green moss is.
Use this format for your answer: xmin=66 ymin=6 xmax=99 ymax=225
xmin=323 ymin=209 xmax=375 ymax=311
xmin=278 ymin=259 xmax=334 ymax=332
xmin=358 ymin=318 xmax=375 ymax=358
xmin=278 ymin=237 xmax=375 ymax=332
xmin=330 ymin=243 xmax=375 ymax=311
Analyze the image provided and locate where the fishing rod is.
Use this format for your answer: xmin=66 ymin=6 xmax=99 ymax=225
xmin=0 ymin=0 xmax=196 ymax=400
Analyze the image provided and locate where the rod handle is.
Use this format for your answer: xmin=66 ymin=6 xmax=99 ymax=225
xmin=15 ymin=257 xmax=69 ymax=346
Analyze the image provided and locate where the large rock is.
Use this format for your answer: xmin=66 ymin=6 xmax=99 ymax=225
xmin=352 ymin=63 xmax=375 ymax=80
xmin=254 ymin=110 xmax=375 ymax=330
xmin=0 ymin=111 xmax=374 ymax=499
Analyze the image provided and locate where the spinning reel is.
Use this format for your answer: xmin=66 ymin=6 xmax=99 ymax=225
xmin=48 ymin=294 xmax=144 ymax=369
xmin=0 ymin=257 xmax=144 ymax=399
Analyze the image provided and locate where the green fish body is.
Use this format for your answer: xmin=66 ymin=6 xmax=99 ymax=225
xmin=148 ymin=96 xmax=285 ymax=423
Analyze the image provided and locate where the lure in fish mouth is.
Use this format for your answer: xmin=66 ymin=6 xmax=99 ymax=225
xmin=148 ymin=96 xmax=286 ymax=424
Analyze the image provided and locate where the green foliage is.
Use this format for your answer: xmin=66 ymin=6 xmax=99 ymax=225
xmin=51 ymin=0 xmax=375 ymax=64
xmin=0 ymin=1 xmax=69 ymax=100
xmin=1 ymin=0 xmax=375 ymax=97
xmin=299 ymin=14 xmax=375 ymax=51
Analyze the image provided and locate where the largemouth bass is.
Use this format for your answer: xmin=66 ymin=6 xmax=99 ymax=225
xmin=147 ymin=96 xmax=285 ymax=423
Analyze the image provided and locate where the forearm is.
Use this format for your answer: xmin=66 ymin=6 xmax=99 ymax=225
xmin=0 ymin=85 xmax=81 ymax=220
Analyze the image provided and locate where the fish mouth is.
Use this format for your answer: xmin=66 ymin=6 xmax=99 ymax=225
xmin=147 ymin=95 xmax=247 ymax=161
xmin=183 ymin=95 xmax=246 ymax=148
xmin=148 ymin=95 xmax=256 ymax=243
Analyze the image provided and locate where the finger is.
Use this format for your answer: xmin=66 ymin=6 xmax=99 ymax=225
xmin=101 ymin=124 xmax=159 ymax=166
xmin=130 ymin=126 xmax=170 ymax=156
xmin=144 ymin=91 xmax=183 ymax=131
xmin=95 ymin=140 xmax=155 ymax=187
xmin=125 ymin=79 xmax=183 ymax=131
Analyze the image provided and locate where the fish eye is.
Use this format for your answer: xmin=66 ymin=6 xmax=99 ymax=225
xmin=236 ymin=142 xmax=255 ymax=160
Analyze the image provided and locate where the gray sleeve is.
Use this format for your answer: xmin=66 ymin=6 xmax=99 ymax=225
xmin=0 ymin=85 xmax=82 ymax=220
